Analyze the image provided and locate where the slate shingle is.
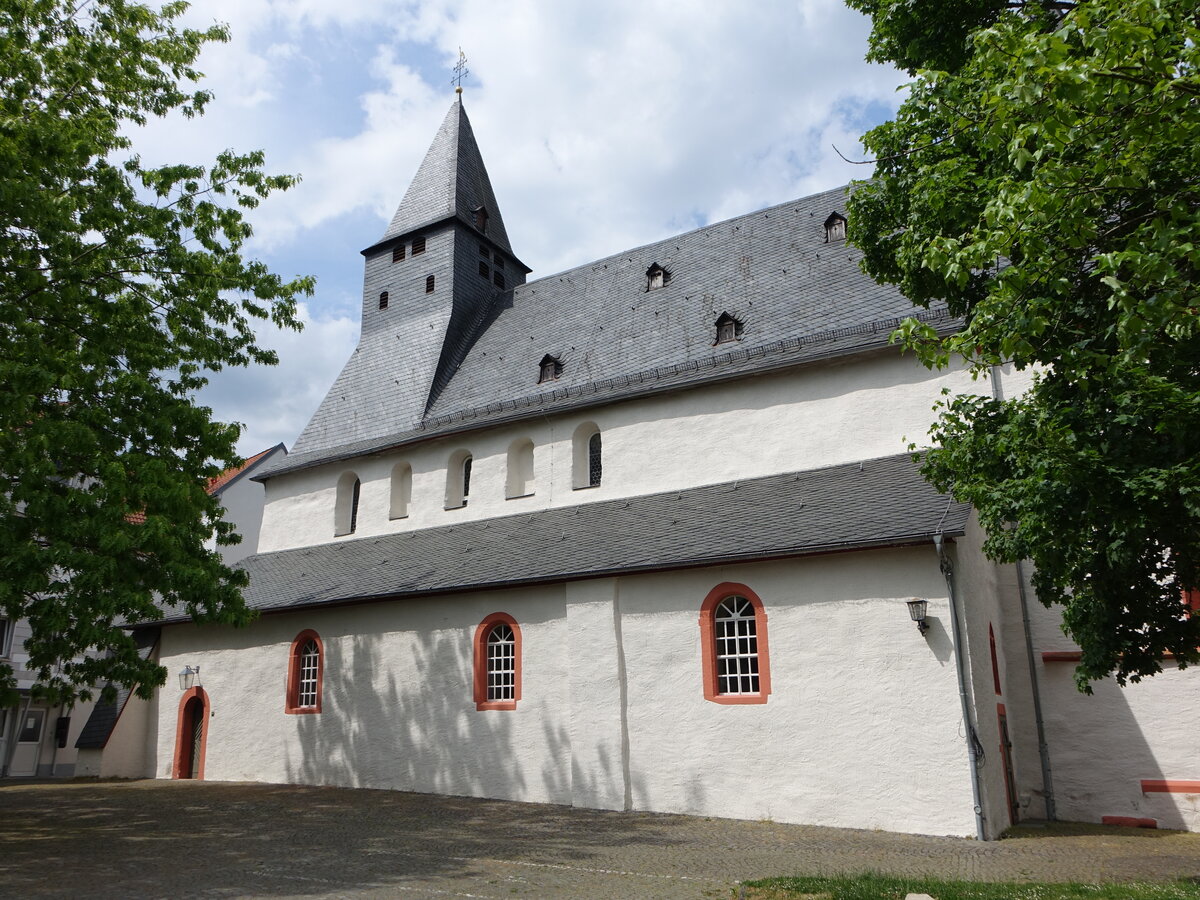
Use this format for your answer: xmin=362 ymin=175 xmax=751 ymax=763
xmin=170 ymin=453 xmax=968 ymax=622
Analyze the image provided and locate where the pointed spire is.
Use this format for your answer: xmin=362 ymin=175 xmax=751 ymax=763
xmin=379 ymin=99 xmax=514 ymax=255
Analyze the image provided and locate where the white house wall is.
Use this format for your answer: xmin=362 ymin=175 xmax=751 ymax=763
xmin=258 ymin=352 xmax=979 ymax=554
xmin=154 ymin=548 xmax=978 ymax=837
xmin=1024 ymin=593 xmax=1200 ymax=830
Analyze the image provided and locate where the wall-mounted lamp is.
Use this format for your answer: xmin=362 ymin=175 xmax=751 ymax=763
xmin=178 ymin=665 xmax=200 ymax=691
xmin=907 ymin=599 xmax=930 ymax=635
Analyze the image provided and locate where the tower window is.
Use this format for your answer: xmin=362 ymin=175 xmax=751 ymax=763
xmin=412 ymin=235 xmax=427 ymax=255
xmin=479 ymin=261 xmax=490 ymax=279
xmin=823 ymin=212 xmax=847 ymax=243
xmin=378 ymin=291 xmax=389 ymax=310
xmin=494 ymin=256 xmax=504 ymax=271
xmin=494 ymin=272 xmax=506 ymax=289
xmin=538 ymin=354 xmax=563 ymax=384
xmin=392 ymin=245 xmax=405 ymax=263
xmin=646 ymin=263 xmax=670 ymax=291
xmin=714 ymin=312 xmax=742 ymax=345
xmin=479 ymin=244 xmax=490 ymax=259
xmin=425 ymin=275 xmax=435 ymax=293
xmin=473 ymin=206 xmax=489 ymax=234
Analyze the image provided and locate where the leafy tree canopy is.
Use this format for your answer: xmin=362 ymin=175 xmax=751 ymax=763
xmin=0 ymin=0 xmax=311 ymax=707
xmin=845 ymin=0 xmax=1200 ymax=689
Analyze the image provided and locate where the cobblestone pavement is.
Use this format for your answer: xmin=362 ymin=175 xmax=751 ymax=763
xmin=2 ymin=780 xmax=1200 ymax=899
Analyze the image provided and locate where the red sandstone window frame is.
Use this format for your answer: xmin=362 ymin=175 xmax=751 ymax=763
xmin=473 ymin=612 xmax=522 ymax=711
xmin=699 ymin=582 xmax=772 ymax=705
xmin=285 ymin=629 xmax=324 ymax=715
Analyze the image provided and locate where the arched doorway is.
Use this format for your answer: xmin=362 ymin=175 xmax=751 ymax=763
xmin=172 ymin=687 xmax=209 ymax=780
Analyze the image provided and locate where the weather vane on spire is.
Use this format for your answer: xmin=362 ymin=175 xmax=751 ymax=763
xmin=452 ymin=48 xmax=469 ymax=95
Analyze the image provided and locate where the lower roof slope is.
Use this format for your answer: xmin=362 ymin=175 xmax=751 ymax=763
xmin=175 ymin=453 xmax=968 ymax=622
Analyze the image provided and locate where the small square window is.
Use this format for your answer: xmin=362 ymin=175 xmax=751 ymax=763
xmin=412 ymin=236 xmax=426 ymax=255
xmin=425 ymin=275 xmax=435 ymax=293
xmin=392 ymin=245 xmax=405 ymax=263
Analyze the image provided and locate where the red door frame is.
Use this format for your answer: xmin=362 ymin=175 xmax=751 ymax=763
xmin=172 ymin=686 xmax=210 ymax=780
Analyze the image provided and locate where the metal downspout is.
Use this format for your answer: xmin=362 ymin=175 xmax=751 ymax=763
xmin=935 ymin=533 xmax=987 ymax=841
xmin=990 ymin=364 xmax=1056 ymax=821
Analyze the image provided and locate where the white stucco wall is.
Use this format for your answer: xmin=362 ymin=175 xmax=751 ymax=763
xmin=257 ymin=352 xmax=980 ymax=553
xmin=1023 ymin=596 xmax=1200 ymax=830
xmin=154 ymin=549 xmax=979 ymax=837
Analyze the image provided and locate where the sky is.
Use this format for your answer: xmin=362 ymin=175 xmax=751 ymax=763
xmin=134 ymin=0 xmax=909 ymax=457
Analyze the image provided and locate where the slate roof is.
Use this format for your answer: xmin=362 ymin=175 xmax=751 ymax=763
xmin=259 ymin=182 xmax=953 ymax=481
xmin=373 ymin=99 xmax=515 ymax=256
xmin=168 ymin=453 xmax=968 ymax=622
xmin=75 ymin=628 xmax=159 ymax=750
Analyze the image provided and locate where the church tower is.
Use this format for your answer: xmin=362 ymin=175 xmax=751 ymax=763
xmin=290 ymin=97 xmax=530 ymax=457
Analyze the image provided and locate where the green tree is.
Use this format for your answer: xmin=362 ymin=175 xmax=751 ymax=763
xmin=845 ymin=0 xmax=1200 ymax=688
xmin=0 ymin=0 xmax=311 ymax=706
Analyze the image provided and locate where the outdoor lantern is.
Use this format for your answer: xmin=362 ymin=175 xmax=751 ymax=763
xmin=178 ymin=665 xmax=199 ymax=691
xmin=906 ymin=599 xmax=930 ymax=635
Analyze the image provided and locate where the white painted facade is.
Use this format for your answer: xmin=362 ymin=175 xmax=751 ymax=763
xmin=259 ymin=353 xmax=986 ymax=553
xmin=154 ymin=548 xmax=979 ymax=836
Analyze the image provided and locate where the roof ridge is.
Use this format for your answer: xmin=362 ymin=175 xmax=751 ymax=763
xmin=520 ymin=185 xmax=853 ymax=289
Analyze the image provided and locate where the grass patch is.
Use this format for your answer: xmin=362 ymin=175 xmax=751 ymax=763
xmin=740 ymin=873 xmax=1200 ymax=899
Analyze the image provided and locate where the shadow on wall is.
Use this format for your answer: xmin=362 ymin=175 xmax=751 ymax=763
xmin=284 ymin=624 xmax=644 ymax=818
xmin=1040 ymin=663 xmax=1185 ymax=829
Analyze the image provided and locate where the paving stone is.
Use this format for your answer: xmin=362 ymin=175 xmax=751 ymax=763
xmin=2 ymin=780 xmax=1199 ymax=899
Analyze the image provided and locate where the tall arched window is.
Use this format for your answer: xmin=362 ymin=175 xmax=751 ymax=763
xmin=334 ymin=472 xmax=361 ymax=536
xmin=506 ymin=438 xmax=535 ymax=499
xmin=446 ymin=450 xmax=472 ymax=509
xmin=390 ymin=462 xmax=412 ymax=519
xmin=473 ymin=613 xmax=522 ymax=711
xmin=699 ymin=583 xmax=771 ymax=705
xmin=285 ymin=630 xmax=323 ymax=714
xmin=572 ymin=422 xmax=602 ymax=489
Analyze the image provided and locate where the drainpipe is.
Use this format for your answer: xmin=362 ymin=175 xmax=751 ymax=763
xmin=990 ymin=365 xmax=1056 ymax=821
xmin=935 ymin=533 xmax=987 ymax=841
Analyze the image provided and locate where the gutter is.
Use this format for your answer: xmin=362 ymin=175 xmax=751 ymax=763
xmin=935 ymin=533 xmax=987 ymax=841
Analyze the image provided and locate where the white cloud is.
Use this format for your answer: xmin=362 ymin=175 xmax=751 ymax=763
xmin=196 ymin=304 xmax=358 ymax=457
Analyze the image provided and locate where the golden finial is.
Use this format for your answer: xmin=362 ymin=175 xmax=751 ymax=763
xmin=452 ymin=49 xmax=469 ymax=95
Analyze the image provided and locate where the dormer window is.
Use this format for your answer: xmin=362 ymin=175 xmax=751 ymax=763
xmin=378 ymin=291 xmax=389 ymax=310
xmin=823 ymin=212 xmax=847 ymax=243
xmin=646 ymin=263 xmax=670 ymax=291
xmin=474 ymin=206 xmax=489 ymax=234
xmin=538 ymin=354 xmax=563 ymax=384
xmin=715 ymin=312 xmax=742 ymax=345
xmin=412 ymin=235 xmax=427 ymax=255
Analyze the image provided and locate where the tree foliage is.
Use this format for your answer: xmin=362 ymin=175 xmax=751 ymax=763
xmin=845 ymin=0 xmax=1200 ymax=688
xmin=0 ymin=0 xmax=311 ymax=706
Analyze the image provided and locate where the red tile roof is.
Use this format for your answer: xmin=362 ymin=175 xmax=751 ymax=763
xmin=124 ymin=445 xmax=282 ymax=524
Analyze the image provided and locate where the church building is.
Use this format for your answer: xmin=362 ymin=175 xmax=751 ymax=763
xmin=102 ymin=97 xmax=1198 ymax=838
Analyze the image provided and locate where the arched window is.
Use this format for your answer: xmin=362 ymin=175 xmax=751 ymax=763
xmin=285 ymin=630 xmax=323 ymax=714
xmin=572 ymin=422 xmax=602 ymax=490
xmin=334 ymin=472 xmax=361 ymax=536
xmin=473 ymin=613 xmax=521 ymax=711
xmin=390 ymin=462 xmax=412 ymax=519
xmin=699 ymin=583 xmax=771 ymax=705
xmin=506 ymin=438 xmax=535 ymax=499
xmin=445 ymin=450 xmax=472 ymax=509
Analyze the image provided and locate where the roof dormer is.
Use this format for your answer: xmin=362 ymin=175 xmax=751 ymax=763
xmin=714 ymin=312 xmax=742 ymax=345
xmin=538 ymin=354 xmax=563 ymax=384
xmin=823 ymin=212 xmax=847 ymax=243
xmin=646 ymin=263 xmax=670 ymax=291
